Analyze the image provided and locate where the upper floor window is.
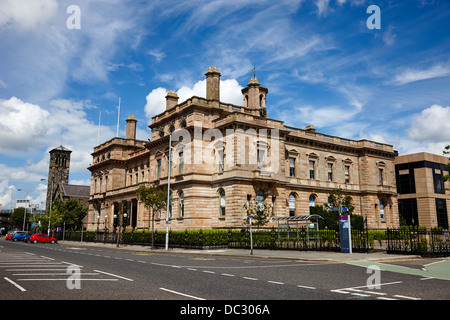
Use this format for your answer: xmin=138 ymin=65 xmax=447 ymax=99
xmin=289 ymin=158 xmax=295 ymax=177
xmin=257 ymin=149 xmax=265 ymax=170
xmin=157 ymin=159 xmax=161 ymax=179
xmin=218 ymin=149 xmax=224 ymax=173
xmin=179 ymin=152 xmax=184 ymax=175
xmin=309 ymin=160 xmax=316 ymax=180
xmin=378 ymin=168 xmax=384 ymax=185
xmin=344 ymin=165 xmax=350 ymax=184
xmin=327 ymin=163 xmax=333 ymax=181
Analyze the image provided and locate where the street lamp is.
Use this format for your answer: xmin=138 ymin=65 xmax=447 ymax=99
xmin=153 ymin=128 xmax=172 ymax=251
xmin=47 ymin=179 xmax=54 ymax=236
xmin=17 ymin=189 xmax=28 ymax=231
xmin=104 ymin=215 xmax=108 ymax=243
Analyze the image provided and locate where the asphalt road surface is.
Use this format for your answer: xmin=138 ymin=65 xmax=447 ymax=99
xmin=1 ymin=240 xmax=448 ymax=316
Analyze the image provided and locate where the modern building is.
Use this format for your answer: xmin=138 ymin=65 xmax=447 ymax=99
xmin=87 ymin=66 xmax=399 ymax=232
xmin=395 ymin=152 xmax=450 ymax=229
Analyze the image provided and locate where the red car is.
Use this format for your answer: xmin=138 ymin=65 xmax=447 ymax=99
xmin=5 ymin=233 xmax=14 ymax=240
xmin=29 ymin=233 xmax=58 ymax=244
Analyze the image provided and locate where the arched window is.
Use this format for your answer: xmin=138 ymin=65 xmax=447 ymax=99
xmin=309 ymin=195 xmax=316 ymax=207
xmin=179 ymin=191 xmax=184 ymax=218
xmin=379 ymin=200 xmax=385 ymax=221
xmin=219 ymin=189 xmax=225 ymax=217
xmin=256 ymin=190 xmax=264 ymax=213
xmin=289 ymin=194 xmax=296 ymax=217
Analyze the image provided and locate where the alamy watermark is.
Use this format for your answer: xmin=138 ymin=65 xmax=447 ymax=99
xmin=366 ymin=5 xmax=381 ymax=30
xmin=366 ymin=265 xmax=381 ymax=290
xmin=165 ymin=122 xmax=280 ymax=175
xmin=66 ymin=264 xmax=81 ymax=289
xmin=66 ymin=5 xmax=81 ymax=30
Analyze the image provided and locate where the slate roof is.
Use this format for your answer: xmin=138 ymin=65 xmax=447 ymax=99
xmin=62 ymin=184 xmax=90 ymax=198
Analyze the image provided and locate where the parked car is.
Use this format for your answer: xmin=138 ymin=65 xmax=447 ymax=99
xmin=5 ymin=232 xmax=14 ymax=240
xmin=29 ymin=233 xmax=57 ymax=244
xmin=11 ymin=231 xmax=30 ymax=242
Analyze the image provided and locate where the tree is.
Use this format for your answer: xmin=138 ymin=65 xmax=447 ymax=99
xmin=324 ymin=187 xmax=355 ymax=214
xmin=9 ymin=207 xmax=27 ymax=229
xmin=136 ymin=184 xmax=167 ymax=249
xmin=321 ymin=187 xmax=364 ymax=230
xmin=40 ymin=199 xmax=87 ymax=234
xmin=444 ymin=145 xmax=450 ymax=184
xmin=243 ymin=198 xmax=274 ymax=229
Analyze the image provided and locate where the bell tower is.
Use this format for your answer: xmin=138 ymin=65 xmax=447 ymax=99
xmin=46 ymin=145 xmax=71 ymax=210
xmin=241 ymin=77 xmax=268 ymax=118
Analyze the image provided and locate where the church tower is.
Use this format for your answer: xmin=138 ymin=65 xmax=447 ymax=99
xmin=46 ymin=145 xmax=71 ymax=210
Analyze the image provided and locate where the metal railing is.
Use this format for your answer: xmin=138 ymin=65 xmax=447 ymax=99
xmin=386 ymin=228 xmax=450 ymax=257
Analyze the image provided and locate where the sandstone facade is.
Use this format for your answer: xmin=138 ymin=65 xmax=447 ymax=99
xmin=87 ymin=67 xmax=399 ymax=232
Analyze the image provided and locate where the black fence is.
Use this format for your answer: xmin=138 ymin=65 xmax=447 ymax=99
xmin=60 ymin=227 xmax=370 ymax=253
xmin=386 ymin=228 xmax=450 ymax=257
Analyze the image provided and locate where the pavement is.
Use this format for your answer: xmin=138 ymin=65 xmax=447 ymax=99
xmin=58 ymin=240 xmax=420 ymax=263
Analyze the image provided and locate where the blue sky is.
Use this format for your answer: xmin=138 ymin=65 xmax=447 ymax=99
xmin=0 ymin=0 xmax=449 ymax=209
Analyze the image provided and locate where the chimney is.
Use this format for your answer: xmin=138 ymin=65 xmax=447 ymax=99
xmin=125 ymin=114 xmax=137 ymax=140
xmin=205 ymin=66 xmax=221 ymax=103
xmin=165 ymin=90 xmax=179 ymax=110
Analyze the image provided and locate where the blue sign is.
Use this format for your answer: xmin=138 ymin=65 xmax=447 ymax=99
xmin=329 ymin=207 xmax=348 ymax=212
xmin=339 ymin=215 xmax=352 ymax=253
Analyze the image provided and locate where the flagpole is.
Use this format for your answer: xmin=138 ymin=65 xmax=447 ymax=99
xmin=97 ymin=107 xmax=101 ymax=145
xmin=116 ymin=97 xmax=121 ymax=137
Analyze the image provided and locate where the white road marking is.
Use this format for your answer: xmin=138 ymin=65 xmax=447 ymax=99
xmin=4 ymin=277 xmax=26 ymax=292
xmin=160 ymin=287 xmax=205 ymax=300
xmin=94 ymin=270 xmax=134 ymax=281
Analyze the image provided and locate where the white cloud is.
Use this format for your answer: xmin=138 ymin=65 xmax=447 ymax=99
xmin=144 ymin=87 xmax=167 ymax=120
xmin=0 ymin=97 xmax=50 ymax=153
xmin=148 ymin=49 xmax=166 ymax=63
xmin=0 ymin=96 xmax=115 ymax=172
xmin=391 ymin=64 xmax=450 ymax=86
xmin=144 ymin=79 xmax=243 ymax=120
xmin=408 ymin=104 xmax=450 ymax=142
xmin=316 ymin=0 xmax=331 ymax=16
xmin=0 ymin=0 xmax=59 ymax=30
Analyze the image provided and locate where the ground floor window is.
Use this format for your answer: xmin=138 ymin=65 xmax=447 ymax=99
xmin=436 ymin=198 xmax=448 ymax=229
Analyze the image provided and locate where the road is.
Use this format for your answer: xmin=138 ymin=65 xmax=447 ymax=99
xmin=1 ymin=239 xmax=449 ymax=315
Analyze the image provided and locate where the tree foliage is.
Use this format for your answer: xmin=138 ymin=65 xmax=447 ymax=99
xmin=9 ymin=207 xmax=26 ymax=228
xmin=136 ymin=183 xmax=167 ymax=249
xmin=444 ymin=145 xmax=450 ymax=184
xmin=243 ymin=198 xmax=274 ymax=229
xmin=42 ymin=199 xmax=87 ymax=233
xmin=318 ymin=188 xmax=364 ymax=231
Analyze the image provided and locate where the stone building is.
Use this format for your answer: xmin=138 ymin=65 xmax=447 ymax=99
xmin=46 ymin=145 xmax=90 ymax=210
xmin=395 ymin=152 xmax=449 ymax=229
xmin=86 ymin=66 xmax=399 ymax=232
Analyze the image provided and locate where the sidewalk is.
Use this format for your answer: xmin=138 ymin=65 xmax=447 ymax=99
xmin=59 ymin=240 xmax=419 ymax=263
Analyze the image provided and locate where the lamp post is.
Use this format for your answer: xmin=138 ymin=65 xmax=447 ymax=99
xmin=48 ymin=180 xmax=54 ymax=236
xmin=153 ymin=128 xmax=172 ymax=251
xmin=104 ymin=215 xmax=108 ymax=243
xmin=96 ymin=214 xmax=100 ymax=242
xmin=17 ymin=189 xmax=28 ymax=231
